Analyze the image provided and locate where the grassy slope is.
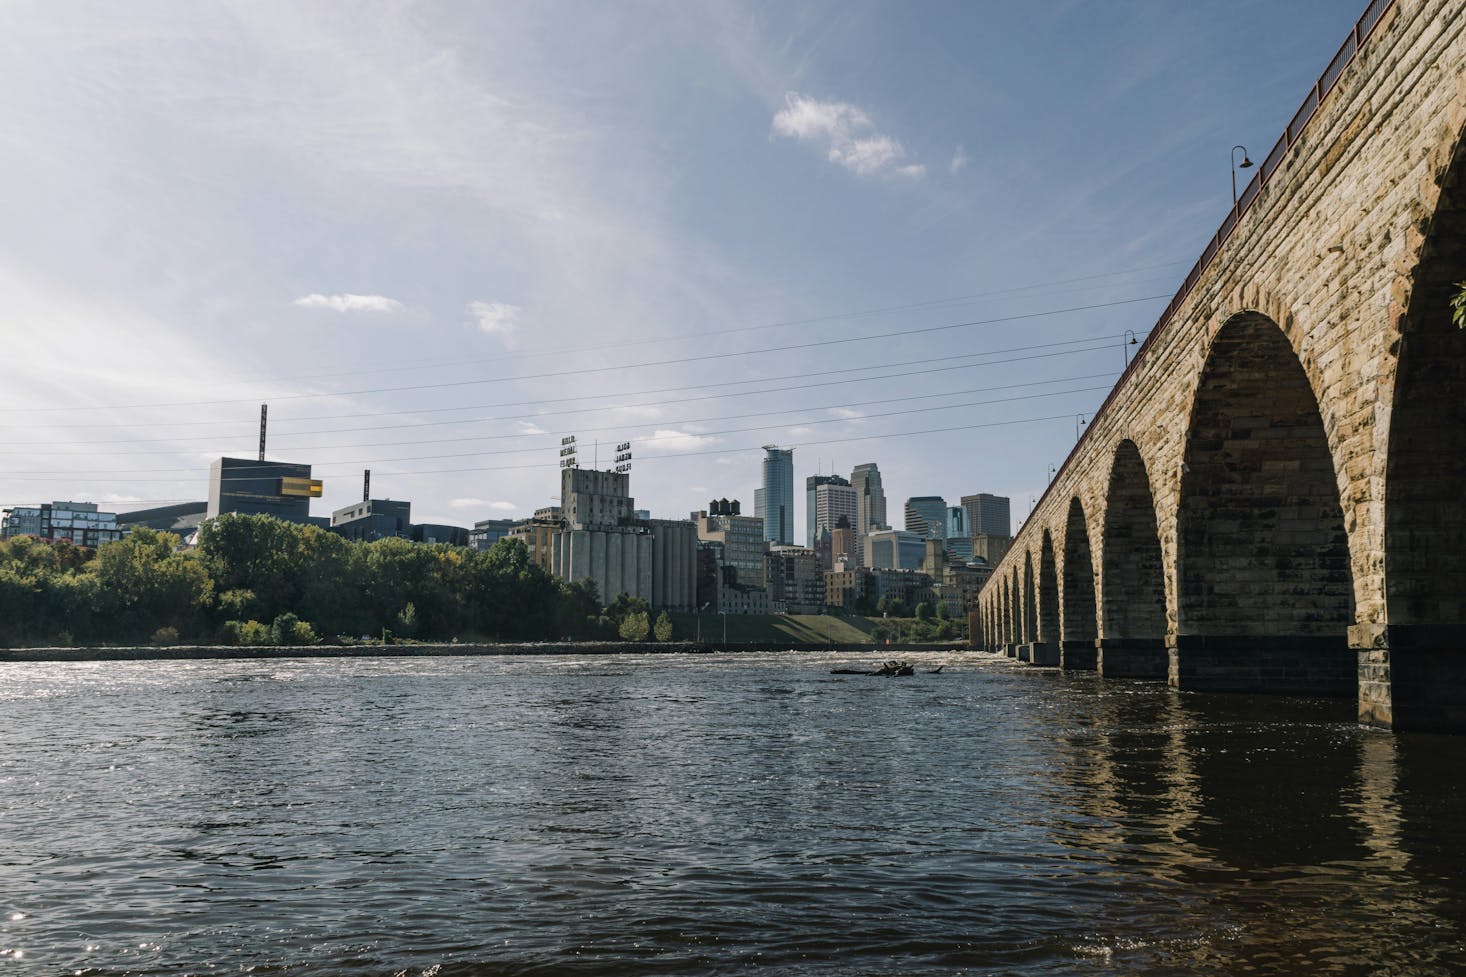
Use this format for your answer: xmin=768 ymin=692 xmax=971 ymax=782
xmin=668 ymin=613 xmax=876 ymax=644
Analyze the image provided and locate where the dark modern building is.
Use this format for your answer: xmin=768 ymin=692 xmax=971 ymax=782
xmin=904 ymin=496 xmax=949 ymax=539
xmin=961 ymin=493 xmax=1012 ymax=537
xmin=207 ymin=457 xmax=321 ymax=524
xmin=469 ymin=518 xmax=515 ymax=552
xmin=331 ymin=499 xmax=412 ymax=543
xmin=115 ymin=501 xmax=207 ymax=537
xmin=413 ymin=523 xmax=469 ymax=546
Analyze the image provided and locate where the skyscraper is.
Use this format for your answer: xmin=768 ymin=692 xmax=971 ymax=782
xmin=757 ymin=445 xmax=794 ymax=545
xmin=904 ymin=496 xmax=948 ymax=539
xmin=961 ymin=493 xmax=1012 ymax=537
xmin=850 ymin=462 xmax=887 ymax=536
xmin=806 ymin=474 xmax=858 ymax=549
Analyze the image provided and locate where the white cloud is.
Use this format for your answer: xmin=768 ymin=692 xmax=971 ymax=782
xmin=771 ymin=92 xmax=924 ymax=180
xmin=611 ymin=404 xmax=664 ymax=421
xmin=293 ymin=293 xmax=403 ymax=313
xmin=647 ymin=429 xmax=718 ymax=452
xmin=518 ymin=421 xmax=547 ymax=436
xmin=829 ymin=407 xmax=864 ymax=420
xmin=450 ymin=497 xmax=516 ymax=511
xmin=949 ymin=145 xmax=969 ymax=174
xmin=468 ymin=300 xmax=521 ymax=348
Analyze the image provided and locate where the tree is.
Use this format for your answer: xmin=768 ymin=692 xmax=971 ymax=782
xmin=936 ymin=601 xmax=951 ymax=621
xmin=92 ymin=529 xmax=213 ymax=639
xmin=555 ymin=578 xmax=603 ymax=640
xmin=619 ymin=610 xmax=651 ymax=642
xmin=915 ymin=601 xmax=933 ymax=621
xmin=653 ymin=611 xmax=673 ymax=642
xmin=1453 ymin=281 xmax=1466 ymax=329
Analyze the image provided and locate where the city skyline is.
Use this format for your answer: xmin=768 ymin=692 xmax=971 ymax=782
xmin=0 ymin=1 xmax=1360 ymax=532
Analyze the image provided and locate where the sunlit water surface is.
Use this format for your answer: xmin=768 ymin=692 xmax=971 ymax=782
xmin=2 ymin=651 xmax=1464 ymax=976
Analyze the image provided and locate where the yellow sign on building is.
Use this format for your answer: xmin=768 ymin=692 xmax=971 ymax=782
xmin=280 ymin=477 xmax=324 ymax=498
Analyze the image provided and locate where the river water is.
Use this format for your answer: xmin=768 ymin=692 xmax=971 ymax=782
xmin=2 ymin=651 xmax=1464 ymax=976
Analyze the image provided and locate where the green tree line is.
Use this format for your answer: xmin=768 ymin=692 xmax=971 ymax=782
xmin=0 ymin=514 xmax=671 ymax=647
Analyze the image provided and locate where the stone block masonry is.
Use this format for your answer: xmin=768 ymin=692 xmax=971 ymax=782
xmin=979 ymin=0 xmax=1466 ymax=731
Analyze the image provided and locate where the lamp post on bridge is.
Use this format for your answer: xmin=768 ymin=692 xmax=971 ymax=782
xmin=1075 ymin=413 xmax=1087 ymax=442
xmin=1231 ymin=145 xmax=1254 ymax=207
xmin=1123 ymin=329 xmax=1138 ymax=367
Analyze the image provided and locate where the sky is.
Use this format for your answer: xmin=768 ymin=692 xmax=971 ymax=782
xmin=0 ymin=0 xmax=1368 ymax=536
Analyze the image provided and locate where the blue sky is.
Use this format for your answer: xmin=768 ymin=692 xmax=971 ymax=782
xmin=0 ymin=0 xmax=1364 ymax=534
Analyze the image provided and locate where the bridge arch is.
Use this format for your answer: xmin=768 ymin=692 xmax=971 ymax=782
xmin=1038 ymin=531 xmax=1060 ymax=646
xmin=1173 ymin=309 xmax=1354 ymax=694
xmin=1061 ymin=497 xmax=1098 ymax=669
xmin=1379 ymin=120 xmax=1466 ymax=728
xmin=1022 ymin=550 xmax=1037 ymax=651
xmin=1002 ymin=572 xmax=1014 ymax=645
xmin=1099 ymin=439 xmax=1169 ymax=677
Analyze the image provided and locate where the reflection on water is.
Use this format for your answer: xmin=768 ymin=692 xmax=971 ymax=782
xmin=1 ymin=652 xmax=1464 ymax=976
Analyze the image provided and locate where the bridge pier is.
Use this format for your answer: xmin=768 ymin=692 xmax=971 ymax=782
xmin=1096 ymin=638 xmax=1168 ymax=679
xmin=1004 ymin=644 xmax=1018 ymax=659
xmin=1019 ymin=643 xmax=1058 ymax=666
xmin=1355 ymin=625 xmax=1466 ymax=732
xmin=1060 ymin=641 xmax=1097 ymax=671
xmin=1015 ymin=644 xmax=1031 ymax=662
xmin=1166 ymin=635 xmax=1355 ymax=697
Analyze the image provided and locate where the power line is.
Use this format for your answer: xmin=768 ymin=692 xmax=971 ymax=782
xmin=1 ymin=338 xmax=1123 ymax=451
xmin=0 ymin=293 xmax=1168 ymax=414
xmin=1 ymin=384 xmax=1111 ymax=479
xmin=249 ymin=260 xmax=1188 ymax=384
xmin=3 ymin=331 xmax=1123 ymax=433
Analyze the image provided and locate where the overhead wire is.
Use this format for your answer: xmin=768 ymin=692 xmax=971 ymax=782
xmin=0 ymin=338 xmax=1126 ymax=452
xmin=2 ymin=382 xmax=1112 ymax=480
xmin=0 ymin=293 xmax=1168 ymax=414
xmin=211 ymin=259 xmax=1189 ymax=384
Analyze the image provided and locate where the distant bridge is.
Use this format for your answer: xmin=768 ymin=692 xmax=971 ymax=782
xmin=974 ymin=0 xmax=1466 ymax=732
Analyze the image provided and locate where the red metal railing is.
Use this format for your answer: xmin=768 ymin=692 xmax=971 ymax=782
xmin=1014 ymin=0 xmax=1398 ymax=542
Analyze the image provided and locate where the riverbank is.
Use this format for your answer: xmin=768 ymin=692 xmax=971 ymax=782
xmin=0 ymin=641 xmax=968 ymax=663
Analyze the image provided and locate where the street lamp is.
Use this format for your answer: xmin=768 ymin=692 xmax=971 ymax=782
xmin=1047 ymin=464 xmax=1057 ymax=484
xmin=1231 ymin=145 xmax=1254 ymax=207
xmin=1123 ymin=329 xmax=1138 ymax=367
xmin=695 ymin=601 xmax=710 ymax=642
xmin=1075 ymin=413 xmax=1087 ymax=442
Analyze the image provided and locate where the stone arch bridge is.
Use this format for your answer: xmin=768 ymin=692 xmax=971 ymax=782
xmin=975 ymin=0 xmax=1466 ymax=732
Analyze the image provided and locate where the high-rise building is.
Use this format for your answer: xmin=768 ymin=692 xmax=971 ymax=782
xmin=864 ymin=528 xmax=926 ymax=570
xmin=850 ymin=463 xmax=887 ymax=537
xmin=946 ymin=506 xmax=966 ymax=539
xmin=904 ymin=496 xmax=948 ymax=539
xmin=756 ymin=446 xmax=794 ymax=545
xmin=805 ymin=474 xmax=858 ymax=549
xmin=830 ymin=515 xmax=859 ymax=570
xmin=962 ymin=493 xmax=1012 ymax=537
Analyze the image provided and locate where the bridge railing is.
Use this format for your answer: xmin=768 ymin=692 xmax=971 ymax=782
xmin=1017 ymin=0 xmax=1398 ymax=538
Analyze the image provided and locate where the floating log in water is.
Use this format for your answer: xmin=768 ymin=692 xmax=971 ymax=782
xmin=830 ymin=659 xmax=918 ymax=676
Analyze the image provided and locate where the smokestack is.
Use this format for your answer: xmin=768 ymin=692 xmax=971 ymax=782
xmin=258 ymin=404 xmax=267 ymax=462
xmin=363 ymin=469 xmax=371 ymax=502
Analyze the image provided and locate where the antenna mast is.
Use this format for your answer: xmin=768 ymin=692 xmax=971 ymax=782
xmin=258 ymin=404 xmax=267 ymax=461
